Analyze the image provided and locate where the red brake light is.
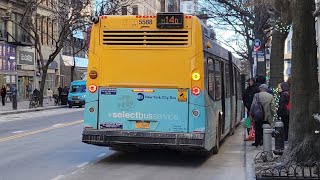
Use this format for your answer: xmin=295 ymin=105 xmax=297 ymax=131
xmin=88 ymin=84 xmax=97 ymax=93
xmin=192 ymin=86 xmax=201 ymax=96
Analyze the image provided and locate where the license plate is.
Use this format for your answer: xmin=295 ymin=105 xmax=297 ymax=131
xmin=75 ymin=100 xmax=80 ymax=103
xmin=135 ymin=121 xmax=150 ymax=129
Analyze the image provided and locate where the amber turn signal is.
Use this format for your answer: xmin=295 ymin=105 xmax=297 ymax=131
xmin=89 ymin=70 xmax=98 ymax=79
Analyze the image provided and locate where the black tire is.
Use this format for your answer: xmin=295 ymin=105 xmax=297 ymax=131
xmin=79 ymin=105 xmax=83 ymax=108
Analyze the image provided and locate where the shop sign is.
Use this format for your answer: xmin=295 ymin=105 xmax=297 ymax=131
xmin=19 ymin=51 xmax=34 ymax=65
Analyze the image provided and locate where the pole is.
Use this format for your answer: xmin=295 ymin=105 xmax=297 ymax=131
xmin=262 ymin=124 xmax=273 ymax=159
xmin=255 ymin=50 xmax=258 ymax=76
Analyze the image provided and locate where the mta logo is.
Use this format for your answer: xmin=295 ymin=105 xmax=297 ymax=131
xmin=137 ymin=93 xmax=144 ymax=101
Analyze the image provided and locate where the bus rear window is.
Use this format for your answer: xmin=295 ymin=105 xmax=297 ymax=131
xmin=70 ymin=85 xmax=86 ymax=93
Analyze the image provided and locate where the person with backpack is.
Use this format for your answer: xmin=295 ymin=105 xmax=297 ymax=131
xmin=277 ymin=82 xmax=290 ymax=141
xmin=254 ymin=75 xmax=273 ymax=95
xmin=250 ymin=84 xmax=276 ymax=147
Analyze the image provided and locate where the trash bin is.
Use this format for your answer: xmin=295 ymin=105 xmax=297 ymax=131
xmin=60 ymin=94 xmax=68 ymax=105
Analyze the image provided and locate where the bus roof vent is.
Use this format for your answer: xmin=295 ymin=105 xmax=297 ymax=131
xmin=102 ymin=30 xmax=190 ymax=47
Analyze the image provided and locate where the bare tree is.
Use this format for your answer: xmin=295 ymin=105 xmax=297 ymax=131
xmin=66 ymin=33 xmax=89 ymax=82
xmin=201 ymin=0 xmax=272 ymax=76
xmin=95 ymin=0 xmax=137 ymax=16
xmin=285 ymin=0 xmax=320 ymax=163
xmin=5 ymin=0 xmax=91 ymax=106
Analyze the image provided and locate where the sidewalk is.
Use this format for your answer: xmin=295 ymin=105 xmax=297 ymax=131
xmin=0 ymin=100 xmax=67 ymax=115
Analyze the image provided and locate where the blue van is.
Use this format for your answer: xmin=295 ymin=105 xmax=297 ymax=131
xmin=68 ymin=80 xmax=86 ymax=108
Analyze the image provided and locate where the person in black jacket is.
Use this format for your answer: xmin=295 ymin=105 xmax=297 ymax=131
xmin=1 ymin=85 xmax=6 ymax=106
xmin=243 ymin=78 xmax=256 ymax=114
xmin=277 ymin=82 xmax=290 ymax=141
xmin=242 ymin=78 xmax=256 ymax=136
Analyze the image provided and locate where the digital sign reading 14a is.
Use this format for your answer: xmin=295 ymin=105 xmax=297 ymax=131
xmin=157 ymin=13 xmax=184 ymax=29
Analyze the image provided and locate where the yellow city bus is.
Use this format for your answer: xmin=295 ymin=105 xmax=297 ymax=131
xmin=83 ymin=13 xmax=243 ymax=154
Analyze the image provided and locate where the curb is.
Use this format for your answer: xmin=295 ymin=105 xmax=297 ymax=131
xmin=0 ymin=105 xmax=68 ymax=116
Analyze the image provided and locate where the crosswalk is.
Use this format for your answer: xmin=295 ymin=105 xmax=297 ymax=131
xmin=0 ymin=108 xmax=83 ymax=124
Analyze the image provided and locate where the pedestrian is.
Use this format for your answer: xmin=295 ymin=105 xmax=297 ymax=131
xmin=63 ymin=85 xmax=69 ymax=95
xmin=277 ymin=82 xmax=290 ymax=141
xmin=250 ymin=84 xmax=276 ymax=147
xmin=254 ymin=75 xmax=273 ymax=95
xmin=242 ymin=78 xmax=256 ymax=135
xmin=46 ymin=88 xmax=53 ymax=104
xmin=58 ymin=85 xmax=62 ymax=103
xmin=1 ymin=85 xmax=6 ymax=106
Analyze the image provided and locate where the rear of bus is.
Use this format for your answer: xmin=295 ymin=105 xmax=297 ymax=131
xmin=82 ymin=13 xmax=209 ymax=151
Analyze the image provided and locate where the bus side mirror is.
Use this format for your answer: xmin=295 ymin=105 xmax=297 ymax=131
xmin=92 ymin=16 xmax=99 ymax=24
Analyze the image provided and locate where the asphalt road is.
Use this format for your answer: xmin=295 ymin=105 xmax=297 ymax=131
xmin=0 ymin=109 xmax=247 ymax=180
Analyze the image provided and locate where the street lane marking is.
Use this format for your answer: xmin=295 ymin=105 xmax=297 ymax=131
xmin=97 ymin=153 xmax=107 ymax=158
xmin=12 ymin=131 xmax=25 ymax=134
xmin=77 ymin=162 xmax=89 ymax=168
xmin=52 ymin=123 xmax=64 ymax=127
xmin=0 ymin=120 xmax=83 ymax=143
xmin=51 ymin=175 xmax=65 ymax=180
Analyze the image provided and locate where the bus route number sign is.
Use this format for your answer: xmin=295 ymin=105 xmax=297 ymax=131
xmin=157 ymin=13 xmax=184 ymax=29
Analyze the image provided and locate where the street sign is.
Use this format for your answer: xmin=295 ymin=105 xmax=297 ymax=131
xmin=252 ymin=51 xmax=264 ymax=58
xmin=254 ymin=39 xmax=261 ymax=52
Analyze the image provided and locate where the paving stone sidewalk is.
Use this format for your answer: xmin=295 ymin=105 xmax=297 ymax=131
xmin=0 ymin=99 xmax=67 ymax=115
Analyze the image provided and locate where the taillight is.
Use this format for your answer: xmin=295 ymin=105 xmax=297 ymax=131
xmin=192 ymin=86 xmax=201 ymax=96
xmin=88 ymin=84 xmax=97 ymax=93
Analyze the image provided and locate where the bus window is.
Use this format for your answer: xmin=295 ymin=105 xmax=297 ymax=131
xmin=207 ymin=58 xmax=215 ymax=99
xmin=215 ymin=60 xmax=221 ymax=100
xmin=237 ymin=71 xmax=242 ymax=99
xmin=225 ymin=63 xmax=230 ymax=97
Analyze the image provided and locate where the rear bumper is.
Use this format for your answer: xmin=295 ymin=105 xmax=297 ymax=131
xmin=82 ymin=129 xmax=205 ymax=149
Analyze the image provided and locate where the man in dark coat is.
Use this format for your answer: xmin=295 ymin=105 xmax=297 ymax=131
xmin=243 ymin=78 xmax=256 ymax=112
xmin=58 ymin=85 xmax=62 ymax=102
xmin=1 ymin=85 xmax=6 ymax=106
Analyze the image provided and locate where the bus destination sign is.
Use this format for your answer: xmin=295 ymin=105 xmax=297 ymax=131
xmin=157 ymin=13 xmax=184 ymax=29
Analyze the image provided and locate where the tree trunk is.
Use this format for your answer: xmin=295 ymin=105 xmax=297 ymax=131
xmin=39 ymin=66 xmax=48 ymax=107
xmin=286 ymin=0 xmax=320 ymax=163
xmin=269 ymin=30 xmax=287 ymax=88
xmin=71 ymin=65 xmax=75 ymax=82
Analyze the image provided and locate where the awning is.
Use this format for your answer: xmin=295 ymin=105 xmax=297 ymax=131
xmin=61 ymin=55 xmax=88 ymax=68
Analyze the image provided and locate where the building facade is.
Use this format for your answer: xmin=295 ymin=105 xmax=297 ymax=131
xmin=0 ymin=1 xmax=35 ymax=100
xmin=180 ymin=0 xmax=198 ymax=14
xmin=94 ymin=0 xmax=161 ymax=15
